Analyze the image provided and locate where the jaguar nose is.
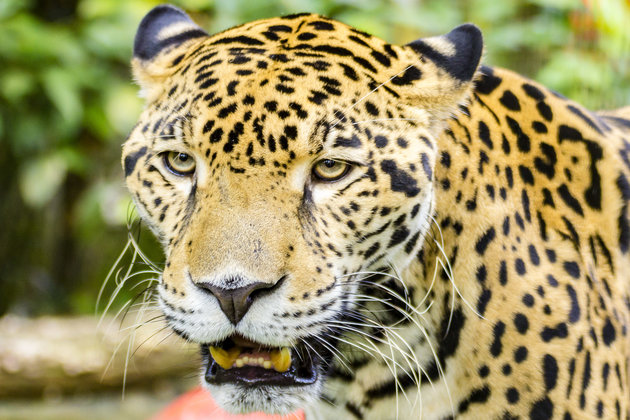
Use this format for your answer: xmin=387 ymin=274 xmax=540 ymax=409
xmin=197 ymin=277 xmax=284 ymax=324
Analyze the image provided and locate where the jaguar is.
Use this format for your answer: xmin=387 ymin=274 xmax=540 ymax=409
xmin=122 ymin=4 xmax=630 ymax=419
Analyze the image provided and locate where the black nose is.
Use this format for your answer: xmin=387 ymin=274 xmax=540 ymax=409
xmin=197 ymin=278 xmax=281 ymax=324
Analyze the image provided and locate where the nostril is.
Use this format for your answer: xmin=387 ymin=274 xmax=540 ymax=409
xmin=248 ymin=274 xmax=287 ymax=301
xmin=196 ymin=275 xmax=287 ymax=324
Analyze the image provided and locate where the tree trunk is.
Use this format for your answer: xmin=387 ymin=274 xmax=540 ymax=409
xmin=0 ymin=313 xmax=198 ymax=398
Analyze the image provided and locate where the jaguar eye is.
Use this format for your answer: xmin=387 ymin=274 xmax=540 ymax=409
xmin=164 ymin=151 xmax=196 ymax=176
xmin=312 ymin=159 xmax=351 ymax=182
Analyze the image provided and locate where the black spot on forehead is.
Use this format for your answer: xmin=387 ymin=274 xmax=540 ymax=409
xmin=211 ymin=35 xmax=265 ymax=46
xmin=339 ymin=63 xmax=359 ymax=81
xmin=348 ymin=34 xmax=370 ymax=48
xmin=267 ymin=24 xmax=292 ymax=32
xmin=370 ymin=49 xmax=391 ymax=67
xmin=304 ymin=60 xmax=331 ymax=71
xmin=281 ymin=12 xmax=312 ymax=19
xmin=308 ymin=20 xmax=335 ymax=31
xmin=270 ymin=53 xmax=290 ymax=62
xmin=230 ymin=55 xmax=251 ymax=64
xmin=297 ymin=32 xmax=316 ymax=41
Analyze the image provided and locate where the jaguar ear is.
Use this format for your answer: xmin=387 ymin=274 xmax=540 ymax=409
xmin=132 ymin=4 xmax=208 ymax=101
xmin=397 ymin=24 xmax=483 ymax=116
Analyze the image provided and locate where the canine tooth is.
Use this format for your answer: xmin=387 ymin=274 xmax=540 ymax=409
xmin=271 ymin=347 xmax=291 ymax=372
xmin=263 ymin=361 xmax=272 ymax=369
xmin=235 ymin=359 xmax=244 ymax=368
xmin=210 ymin=346 xmax=241 ymax=370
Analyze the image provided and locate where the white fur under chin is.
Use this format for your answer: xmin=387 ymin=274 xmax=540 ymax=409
xmin=204 ymin=379 xmax=322 ymax=415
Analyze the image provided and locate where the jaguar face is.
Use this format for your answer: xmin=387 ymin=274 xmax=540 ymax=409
xmin=123 ymin=5 xmax=481 ymax=414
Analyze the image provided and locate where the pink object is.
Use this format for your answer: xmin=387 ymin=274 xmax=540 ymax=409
xmin=152 ymin=387 xmax=306 ymax=420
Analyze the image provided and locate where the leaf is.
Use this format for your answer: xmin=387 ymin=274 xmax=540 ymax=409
xmin=19 ymin=153 xmax=68 ymax=208
xmin=104 ymin=83 xmax=144 ymax=137
xmin=82 ymin=19 xmax=134 ymax=60
xmin=0 ymin=0 xmax=30 ymax=19
xmin=41 ymin=67 xmax=83 ymax=133
xmin=75 ymin=181 xmax=133 ymax=232
xmin=527 ymin=0 xmax=582 ymax=11
xmin=537 ymin=50 xmax=613 ymax=108
xmin=0 ymin=69 xmax=35 ymax=103
xmin=11 ymin=114 xmax=47 ymax=154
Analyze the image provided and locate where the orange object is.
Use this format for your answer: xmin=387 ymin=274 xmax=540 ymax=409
xmin=152 ymin=387 xmax=306 ymax=420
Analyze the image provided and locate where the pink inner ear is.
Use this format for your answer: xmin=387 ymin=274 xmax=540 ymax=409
xmin=151 ymin=387 xmax=306 ymax=420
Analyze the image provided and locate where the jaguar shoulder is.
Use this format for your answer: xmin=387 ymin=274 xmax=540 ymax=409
xmin=122 ymin=5 xmax=630 ymax=419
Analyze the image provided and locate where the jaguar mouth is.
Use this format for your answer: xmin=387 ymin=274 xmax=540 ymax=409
xmin=202 ymin=335 xmax=319 ymax=387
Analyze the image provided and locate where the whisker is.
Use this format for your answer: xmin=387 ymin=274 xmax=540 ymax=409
xmin=96 ymin=239 xmax=132 ymax=317
xmin=329 ymin=64 xmax=415 ymax=130
xmin=429 ymin=214 xmax=484 ymax=321
xmin=351 ymin=118 xmax=425 ymax=126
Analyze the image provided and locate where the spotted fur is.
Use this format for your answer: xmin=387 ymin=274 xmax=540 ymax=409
xmin=123 ymin=5 xmax=630 ymax=419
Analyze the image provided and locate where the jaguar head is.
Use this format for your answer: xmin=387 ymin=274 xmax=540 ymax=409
xmin=123 ymin=5 xmax=482 ymax=414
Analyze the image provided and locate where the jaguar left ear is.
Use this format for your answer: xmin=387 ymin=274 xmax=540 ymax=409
xmin=407 ymin=24 xmax=483 ymax=83
xmin=132 ymin=4 xmax=208 ymax=101
xmin=396 ymin=24 xmax=483 ymax=115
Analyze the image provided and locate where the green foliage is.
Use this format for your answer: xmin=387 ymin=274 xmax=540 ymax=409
xmin=0 ymin=0 xmax=628 ymax=315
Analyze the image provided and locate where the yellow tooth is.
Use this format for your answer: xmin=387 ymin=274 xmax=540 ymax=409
xmin=209 ymin=347 xmax=231 ymax=369
xmin=235 ymin=359 xmax=244 ymax=368
xmin=263 ymin=361 xmax=272 ymax=369
xmin=270 ymin=350 xmax=280 ymax=368
xmin=271 ymin=347 xmax=291 ymax=372
xmin=209 ymin=346 xmax=241 ymax=370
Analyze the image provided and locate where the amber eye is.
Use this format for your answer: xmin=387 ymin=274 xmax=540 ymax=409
xmin=164 ymin=151 xmax=196 ymax=176
xmin=312 ymin=159 xmax=351 ymax=182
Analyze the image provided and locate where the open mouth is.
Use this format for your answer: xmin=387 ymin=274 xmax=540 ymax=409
xmin=202 ymin=335 xmax=319 ymax=387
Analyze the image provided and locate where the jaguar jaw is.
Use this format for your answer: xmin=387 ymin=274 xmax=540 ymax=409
xmin=202 ymin=335 xmax=319 ymax=387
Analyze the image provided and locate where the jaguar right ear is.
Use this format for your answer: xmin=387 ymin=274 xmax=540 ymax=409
xmin=132 ymin=4 xmax=208 ymax=102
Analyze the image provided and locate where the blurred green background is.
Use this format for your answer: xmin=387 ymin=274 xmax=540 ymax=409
xmin=1 ymin=0 xmax=629 ymax=316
